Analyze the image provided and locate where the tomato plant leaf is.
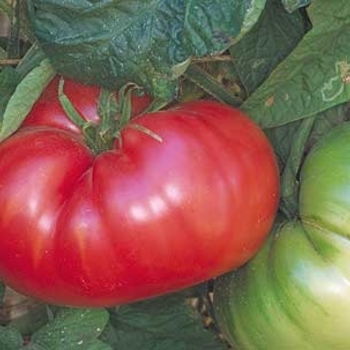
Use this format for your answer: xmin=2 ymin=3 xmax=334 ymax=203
xmin=265 ymin=120 xmax=300 ymax=171
xmin=231 ymin=0 xmax=307 ymax=95
xmin=0 ymin=1 xmax=11 ymax=16
xmin=281 ymin=0 xmax=311 ymax=13
xmin=27 ymin=0 xmax=266 ymax=100
xmin=101 ymin=293 xmax=226 ymax=350
xmin=0 ymin=326 xmax=23 ymax=350
xmin=305 ymin=103 xmax=350 ymax=151
xmin=14 ymin=45 xmax=48 ymax=78
xmin=0 ymin=58 xmax=54 ymax=142
xmin=266 ymin=102 xmax=350 ymax=218
xmin=266 ymin=103 xmax=350 ymax=170
xmin=0 ymin=281 xmax=4 ymax=302
xmin=242 ymin=0 xmax=350 ymax=128
xmin=21 ymin=344 xmax=45 ymax=350
xmin=29 ymin=308 xmax=111 ymax=350
xmin=0 ymin=67 xmax=20 ymax=117
xmin=0 ymin=47 xmax=6 ymax=61
xmin=280 ymin=116 xmax=315 ymax=219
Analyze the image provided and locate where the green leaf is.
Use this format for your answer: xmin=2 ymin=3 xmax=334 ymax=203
xmin=0 ymin=290 xmax=49 ymax=337
xmin=0 ymin=58 xmax=55 ymax=142
xmin=101 ymin=293 xmax=226 ymax=350
xmin=21 ymin=344 xmax=46 ymax=350
xmin=266 ymin=102 xmax=350 ymax=171
xmin=305 ymin=102 xmax=350 ymax=151
xmin=0 ymin=67 xmax=20 ymax=117
xmin=0 ymin=326 xmax=23 ymax=350
xmin=266 ymin=102 xmax=350 ymax=218
xmin=0 ymin=47 xmax=6 ymax=60
xmin=28 ymin=0 xmax=266 ymax=100
xmin=279 ymin=116 xmax=315 ymax=218
xmin=231 ymin=0 xmax=307 ymax=95
xmin=16 ymin=44 xmax=48 ymax=78
xmin=0 ymin=281 xmax=4 ymax=302
xmin=242 ymin=0 xmax=350 ymax=128
xmin=265 ymin=119 xmax=300 ymax=170
xmin=30 ymin=308 xmax=110 ymax=350
xmin=0 ymin=1 xmax=11 ymax=16
xmin=281 ymin=0 xmax=311 ymax=13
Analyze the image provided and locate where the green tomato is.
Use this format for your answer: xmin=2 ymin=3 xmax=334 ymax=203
xmin=300 ymin=123 xmax=350 ymax=242
xmin=214 ymin=123 xmax=350 ymax=349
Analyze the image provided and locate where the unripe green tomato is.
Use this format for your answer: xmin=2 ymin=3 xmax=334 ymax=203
xmin=214 ymin=123 xmax=350 ymax=350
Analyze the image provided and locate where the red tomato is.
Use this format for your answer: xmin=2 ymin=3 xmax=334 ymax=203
xmin=0 ymin=83 xmax=279 ymax=307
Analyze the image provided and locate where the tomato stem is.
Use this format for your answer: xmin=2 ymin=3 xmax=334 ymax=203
xmin=58 ymin=78 xmax=86 ymax=129
xmin=58 ymin=78 xmax=155 ymax=154
xmin=59 ymin=78 xmax=121 ymax=154
xmin=184 ymin=64 xmax=243 ymax=107
xmin=95 ymin=88 xmax=120 ymax=152
xmin=117 ymin=83 xmax=142 ymax=129
xmin=128 ymin=124 xmax=163 ymax=143
xmin=58 ymin=78 xmax=101 ymax=154
xmin=97 ymin=89 xmax=119 ymax=136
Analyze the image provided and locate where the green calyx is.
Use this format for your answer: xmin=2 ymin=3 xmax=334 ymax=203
xmin=58 ymin=78 xmax=139 ymax=155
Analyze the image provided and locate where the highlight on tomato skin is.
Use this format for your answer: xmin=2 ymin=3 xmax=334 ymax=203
xmin=0 ymin=79 xmax=279 ymax=307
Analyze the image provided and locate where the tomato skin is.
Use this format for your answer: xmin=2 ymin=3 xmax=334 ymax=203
xmin=0 ymin=93 xmax=279 ymax=306
xmin=0 ymin=128 xmax=94 ymax=301
xmin=299 ymin=124 xmax=350 ymax=240
xmin=214 ymin=123 xmax=350 ymax=349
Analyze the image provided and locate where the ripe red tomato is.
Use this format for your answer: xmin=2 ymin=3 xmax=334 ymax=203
xmin=0 ymin=80 xmax=279 ymax=307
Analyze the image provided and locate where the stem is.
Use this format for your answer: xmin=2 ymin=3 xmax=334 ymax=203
xmin=184 ymin=64 xmax=243 ymax=107
xmin=58 ymin=77 xmax=86 ymax=129
xmin=0 ymin=58 xmax=20 ymax=66
xmin=7 ymin=0 xmax=20 ymax=59
xmin=97 ymin=88 xmax=119 ymax=135
xmin=58 ymin=80 xmax=161 ymax=154
xmin=128 ymin=124 xmax=163 ymax=143
xmin=192 ymin=54 xmax=233 ymax=63
xmin=141 ymin=98 xmax=171 ymax=115
xmin=117 ymin=83 xmax=136 ymax=129
xmin=58 ymin=77 xmax=101 ymax=154
xmin=16 ymin=43 xmax=47 ymax=78
xmin=280 ymin=116 xmax=316 ymax=219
